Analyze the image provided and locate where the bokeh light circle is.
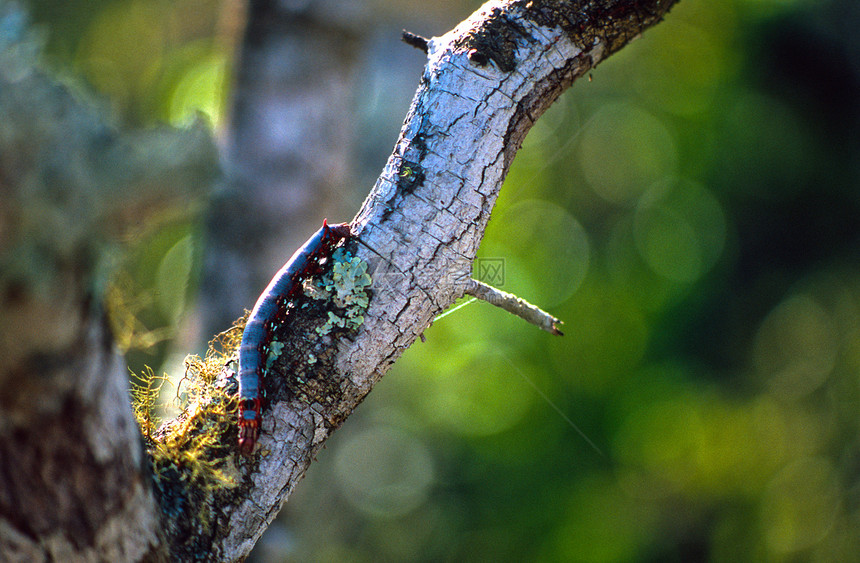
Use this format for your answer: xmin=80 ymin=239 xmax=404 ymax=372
xmin=169 ymin=53 xmax=228 ymax=127
xmin=334 ymin=426 xmax=434 ymax=518
xmin=633 ymin=178 xmax=726 ymax=283
xmin=487 ymin=200 xmax=589 ymax=307
xmin=753 ymin=294 xmax=837 ymax=400
xmin=577 ymin=103 xmax=677 ymax=204
xmin=417 ymin=343 xmax=535 ymax=437
xmin=761 ymin=457 xmax=840 ymax=555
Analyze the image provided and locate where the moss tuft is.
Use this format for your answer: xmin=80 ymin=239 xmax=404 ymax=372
xmin=131 ymin=320 xmax=246 ymax=529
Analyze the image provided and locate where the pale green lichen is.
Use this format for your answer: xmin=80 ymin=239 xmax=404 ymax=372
xmin=266 ymin=339 xmax=284 ymax=369
xmin=310 ymin=248 xmax=372 ymax=335
xmin=317 ymin=311 xmax=349 ymax=334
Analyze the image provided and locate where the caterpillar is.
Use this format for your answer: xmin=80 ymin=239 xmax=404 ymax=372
xmin=237 ymin=220 xmax=352 ymax=455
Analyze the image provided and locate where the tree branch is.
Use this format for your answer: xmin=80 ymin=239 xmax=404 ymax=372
xmin=465 ymin=279 xmax=564 ymax=335
xmin=214 ymin=1 xmax=678 ymax=559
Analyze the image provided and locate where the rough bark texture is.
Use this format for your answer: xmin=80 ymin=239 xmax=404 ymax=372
xmin=0 ymin=311 xmax=163 ymax=562
xmin=0 ymin=0 xmax=677 ymax=561
xmin=218 ymin=1 xmax=678 ymax=560
xmin=0 ymin=3 xmax=218 ymax=560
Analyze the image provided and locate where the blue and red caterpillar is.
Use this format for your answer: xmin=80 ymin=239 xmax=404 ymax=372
xmin=237 ymin=220 xmax=352 ymax=455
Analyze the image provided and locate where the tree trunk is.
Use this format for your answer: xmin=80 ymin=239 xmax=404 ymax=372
xmin=200 ymin=0 xmax=368 ymax=334
xmin=0 ymin=4 xmax=218 ymax=560
xmin=0 ymin=1 xmax=678 ymax=560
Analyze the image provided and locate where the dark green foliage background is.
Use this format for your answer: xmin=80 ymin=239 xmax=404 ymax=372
xmin=24 ymin=0 xmax=860 ymax=560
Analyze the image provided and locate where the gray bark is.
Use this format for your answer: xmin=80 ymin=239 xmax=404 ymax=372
xmin=220 ymin=1 xmax=678 ymax=559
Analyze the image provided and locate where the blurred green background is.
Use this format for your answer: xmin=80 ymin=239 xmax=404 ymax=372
xmin=24 ymin=0 xmax=860 ymax=561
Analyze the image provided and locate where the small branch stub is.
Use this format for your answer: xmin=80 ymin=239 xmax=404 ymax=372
xmin=401 ymin=30 xmax=430 ymax=53
xmin=465 ymin=278 xmax=564 ymax=336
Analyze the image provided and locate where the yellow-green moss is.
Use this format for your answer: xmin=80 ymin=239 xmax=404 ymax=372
xmin=130 ymin=248 xmax=371 ymax=524
xmin=131 ymin=319 xmax=246 ymax=526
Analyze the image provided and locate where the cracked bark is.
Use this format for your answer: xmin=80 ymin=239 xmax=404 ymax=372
xmin=0 ymin=0 xmax=678 ymax=561
xmin=218 ymin=1 xmax=678 ymax=560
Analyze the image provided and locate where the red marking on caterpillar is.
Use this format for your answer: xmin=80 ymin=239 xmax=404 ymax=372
xmin=237 ymin=220 xmax=352 ymax=455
